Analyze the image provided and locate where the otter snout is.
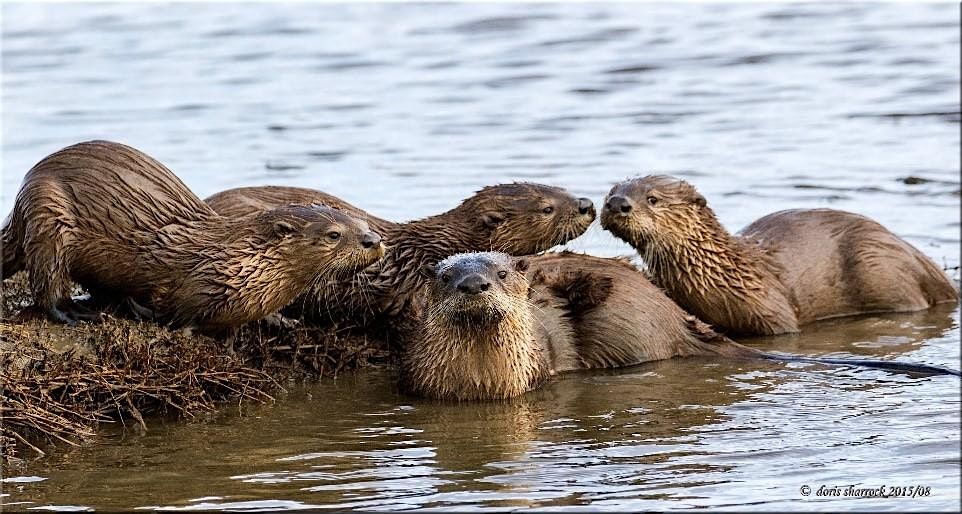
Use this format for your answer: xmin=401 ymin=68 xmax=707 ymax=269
xmin=605 ymin=195 xmax=633 ymax=215
xmin=577 ymin=197 xmax=595 ymax=218
xmin=456 ymin=274 xmax=491 ymax=295
xmin=361 ymin=231 xmax=382 ymax=249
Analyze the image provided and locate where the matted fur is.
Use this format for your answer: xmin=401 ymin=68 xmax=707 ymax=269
xmin=402 ymin=253 xmax=550 ymax=400
xmin=205 ymin=182 xmax=596 ymax=327
xmin=402 ymin=251 xmax=759 ymax=401
xmin=1 ymin=140 xmax=385 ymax=328
xmin=601 ymin=175 xmax=959 ymax=335
xmin=207 ymin=185 xmax=395 ymax=235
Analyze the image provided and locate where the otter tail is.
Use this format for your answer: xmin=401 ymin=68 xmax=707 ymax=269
xmin=684 ymin=315 xmax=765 ymax=359
xmin=756 ymin=352 xmax=961 ymax=377
xmin=1 ymin=211 xmax=25 ymax=279
xmin=684 ymin=316 xmax=960 ymax=377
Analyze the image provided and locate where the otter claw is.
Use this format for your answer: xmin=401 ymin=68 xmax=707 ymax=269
xmin=72 ymin=309 xmax=105 ymax=322
xmin=48 ymin=305 xmax=105 ymax=325
xmin=48 ymin=307 xmax=77 ymax=325
xmin=122 ymin=297 xmax=155 ymax=321
xmin=262 ymin=312 xmax=300 ymax=330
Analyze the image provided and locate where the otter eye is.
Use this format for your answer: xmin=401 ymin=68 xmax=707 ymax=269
xmin=542 ymin=206 xmax=554 ymax=214
xmin=441 ymin=274 xmax=451 ymax=283
xmin=647 ymin=196 xmax=658 ymax=206
xmin=497 ymin=270 xmax=508 ymax=279
xmin=327 ymin=231 xmax=341 ymax=241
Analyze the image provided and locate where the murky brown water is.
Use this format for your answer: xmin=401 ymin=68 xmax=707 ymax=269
xmin=2 ymin=305 xmax=959 ymax=511
xmin=2 ymin=2 xmax=959 ymax=511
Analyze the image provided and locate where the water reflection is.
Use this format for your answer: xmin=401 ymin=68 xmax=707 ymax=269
xmin=6 ymin=306 xmax=956 ymax=510
xmin=2 ymin=1 xmax=959 ymax=511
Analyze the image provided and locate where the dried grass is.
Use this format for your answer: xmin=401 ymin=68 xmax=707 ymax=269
xmin=0 ymin=273 xmax=391 ymax=463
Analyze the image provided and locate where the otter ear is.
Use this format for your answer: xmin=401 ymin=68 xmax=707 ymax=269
xmin=271 ymin=219 xmax=297 ymax=237
xmin=420 ymin=262 xmax=438 ymax=280
xmin=514 ymin=258 xmax=530 ymax=273
xmin=694 ymin=194 xmax=707 ymax=207
xmin=480 ymin=211 xmax=505 ymax=229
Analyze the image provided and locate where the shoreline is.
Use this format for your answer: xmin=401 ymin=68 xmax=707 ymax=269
xmin=0 ymin=273 xmax=391 ymax=465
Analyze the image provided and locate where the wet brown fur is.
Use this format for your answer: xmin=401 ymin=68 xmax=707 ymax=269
xmin=601 ymin=175 xmax=960 ymax=335
xmin=1 ymin=140 xmax=385 ymax=329
xmin=204 ymin=183 xmax=596 ymax=326
xmin=206 ymin=185 xmax=395 ymax=235
xmin=403 ymin=251 xmax=759 ymax=401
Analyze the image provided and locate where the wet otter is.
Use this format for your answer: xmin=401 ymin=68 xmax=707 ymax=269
xmin=1 ymin=140 xmax=385 ymax=329
xmin=402 ymin=252 xmax=959 ymax=401
xmin=601 ymin=175 xmax=959 ymax=336
xmin=205 ymin=183 xmax=597 ymax=326
xmin=206 ymin=185 xmax=394 ymax=235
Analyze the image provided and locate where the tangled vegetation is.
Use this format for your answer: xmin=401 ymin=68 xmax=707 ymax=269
xmin=0 ymin=273 xmax=390 ymax=464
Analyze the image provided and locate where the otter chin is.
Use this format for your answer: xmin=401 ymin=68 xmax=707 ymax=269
xmin=442 ymin=302 xmax=506 ymax=326
xmin=404 ymin=252 xmax=547 ymax=401
xmin=601 ymin=174 xmax=959 ymax=336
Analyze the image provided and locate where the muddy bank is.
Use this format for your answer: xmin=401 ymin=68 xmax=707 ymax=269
xmin=0 ymin=273 xmax=391 ymax=464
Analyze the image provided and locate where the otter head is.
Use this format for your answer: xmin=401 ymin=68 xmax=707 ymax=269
xmin=257 ymin=204 xmax=386 ymax=280
xmin=460 ymin=183 xmax=595 ymax=255
xmin=600 ymin=175 xmax=711 ymax=256
xmin=408 ymin=251 xmax=546 ymax=400
xmin=423 ymin=252 xmax=530 ymax=328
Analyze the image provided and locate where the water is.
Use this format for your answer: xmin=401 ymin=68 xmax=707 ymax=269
xmin=2 ymin=2 xmax=959 ymax=511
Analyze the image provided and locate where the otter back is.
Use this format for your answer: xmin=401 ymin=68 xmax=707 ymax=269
xmin=206 ymin=185 xmax=396 ymax=235
xmin=3 ymin=140 xmax=386 ymax=328
xmin=742 ymin=208 xmax=959 ymax=324
xmin=205 ymin=183 xmax=597 ymax=331
xmin=601 ymin=175 xmax=959 ymax=336
xmin=404 ymin=251 xmax=759 ymax=400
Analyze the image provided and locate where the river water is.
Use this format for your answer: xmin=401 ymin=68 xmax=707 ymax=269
xmin=1 ymin=2 xmax=959 ymax=511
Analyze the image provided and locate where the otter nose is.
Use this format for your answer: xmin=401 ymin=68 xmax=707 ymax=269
xmin=456 ymin=274 xmax=491 ymax=295
xmin=606 ymin=196 xmax=632 ymax=214
xmin=577 ymin=198 xmax=594 ymax=215
xmin=361 ymin=232 xmax=381 ymax=249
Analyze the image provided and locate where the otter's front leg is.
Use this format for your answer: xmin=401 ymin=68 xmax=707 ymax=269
xmin=121 ymin=297 xmax=156 ymax=321
xmin=260 ymin=312 xmax=301 ymax=330
xmin=50 ymin=299 xmax=105 ymax=325
xmin=223 ymin=327 xmax=242 ymax=356
xmin=173 ymin=324 xmax=240 ymax=355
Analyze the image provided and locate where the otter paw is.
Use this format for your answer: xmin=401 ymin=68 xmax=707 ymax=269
xmin=123 ymin=297 xmax=155 ymax=321
xmin=47 ymin=307 xmax=78 ymax=325
xmin=48 ymin=304 xmax=105 ymax=325
xmin=67 ymin=306 xmax=105 ymax=323
xmin=262 ymin=312 xmax=301 ymax=330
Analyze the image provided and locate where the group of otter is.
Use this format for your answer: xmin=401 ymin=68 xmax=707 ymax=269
xmin=3 ymin=141 xmax=959 ymax=401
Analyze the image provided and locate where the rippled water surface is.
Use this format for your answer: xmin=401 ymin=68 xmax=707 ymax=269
xmin=2 ymin=2 xmax=960 ymax=511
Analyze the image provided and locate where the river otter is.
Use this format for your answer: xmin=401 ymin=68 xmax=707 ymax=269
xmin=205 ymin=183 xmax=597 ymax=326
xmin=402 ymin=252 xmax=959 ymax=401
xmin=206 ymin=185 xmax=394 ymax=235
xmin=1 ymin=140 xmax=385 ymax=329
xmin=600 ymin=175 xmax=959 ymax=336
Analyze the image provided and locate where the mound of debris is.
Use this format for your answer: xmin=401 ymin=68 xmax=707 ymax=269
xmin=1 ymin=273 xmax=391 ymax=463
